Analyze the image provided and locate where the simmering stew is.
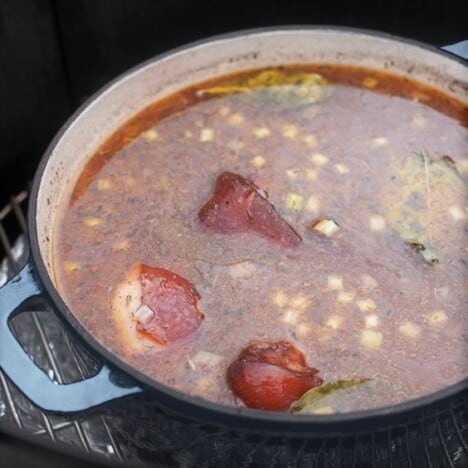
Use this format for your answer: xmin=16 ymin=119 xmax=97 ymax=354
xmin=54 ymin=65 xmax=467 ymax=413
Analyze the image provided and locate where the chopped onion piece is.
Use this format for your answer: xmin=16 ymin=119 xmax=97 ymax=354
xmin=399 ymin=321 xmax=421 ymax=339
xmin=254 ymin=127 xmax=271 ymax=138
xmin=296 ymin=323 xmax=311 ymax=336
xmin=364 ymin=314 xmax=379 ymax=328
xmin=227 ymin=112 xmax=244 ymax=125
xmin=337 ymin=291 xmax=355 ymax=303
xmin=228 ymin=261 xmax=256 ymax=279
xmin=282 ymin=309 xmax=301 ymax=324
xmin=459 ymin=159 xmax=468 ymax=175
xmin=64 ymin=261 xmax=80 ymax=273
xmin=112 ymin=239 xmax=130 ymax=251
xmin=286 ymin=193 xmax=303 ymax=210
xmin=327 ymin=275 xmax=343 ymax=291
xmin=286 ymin=168 xmax=301 ymax=180
xmin=282 ymin=124 xmax=298 ymax=138
xmin=305 ymin=195 xmax=320 ymax=213
xmin=362 ymin=77 xmax=378 ymax=88
xmin=84 ymin=217 xmax=102 ymax=227
xmin=448 ymin=205 xmax=466 ymax=221
xmin=356 ymin=298 xmax=376 ymax=312
xmin=306 ymin=169 xmax=318 ymax=181
xmin=303 ymin=134 xmax=318 ymax=147
xmin=273 ymin=290 xmax=288 ymax=307
xmin=411 ymin=114 xmax=426 ymax=128
xmin=134 ymin=304 xmax=154 ymax=326
xmin=311 ymin=218 xmax=340 ymax=237
xmin=289 ymin=295 xmax=312 ymax=311
xmin=360 ymin=330 xmax=383 ymax=349
xmin=310 ymin=153 xmax=329 ymax=166
xmin=192 ymin=351 xmax=223 ymax=368
xmin=427 ymin=310 xmax=448 ymax=326
xmin=141 ymin=129 xmax=158 ymax=141
xmin=334 ymin=163 xmax=349 ymax=174
xmin=97 ymin=179 xmax=112 ymax=190
xmin=326 ymin=315 xmax=344 ymax=330
xmin=218 ymin=106 xmax=230 ymax=116
xmin=251 ymin=155 xmax=266 ymax=168
xmin=361 ymin=274 xmax=377 ymax=291
xmin=200 ymin=128 xmax=214 ymax=142
xmin=371 ymin=137 xmax=388 ymax=147
xmin=369 ymin=215 xmax=386 ymax=232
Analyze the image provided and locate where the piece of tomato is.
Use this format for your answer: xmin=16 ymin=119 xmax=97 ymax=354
xmin=137 ymin=264 xmax=204 ymax=345
xmin=199 ymin=172 xmax=302 ymax=247
xmin=226 ymin=341 xmax=322 ymax=411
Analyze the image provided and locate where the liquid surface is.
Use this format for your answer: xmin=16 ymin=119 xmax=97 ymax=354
xmin=54 ymin=65 xmax=468 ymax=412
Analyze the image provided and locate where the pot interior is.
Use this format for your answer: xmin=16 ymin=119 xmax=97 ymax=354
xmin=31 ymin=28 xmax=467 ymax=421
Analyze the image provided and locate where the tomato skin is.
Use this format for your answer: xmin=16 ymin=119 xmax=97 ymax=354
xmin=138 ymin=264 xmax=204 ymax=344
xmin=226 ymin=341 xmax=323 ymax=411
xmin=199 ymin=172 xmax=302 ymax=247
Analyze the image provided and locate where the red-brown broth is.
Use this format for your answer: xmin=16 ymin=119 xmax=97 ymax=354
xmin=54 ymin=65 xmax=468 ymax=412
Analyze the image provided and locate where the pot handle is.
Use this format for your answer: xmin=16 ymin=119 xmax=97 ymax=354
xmin=0 ymin=258 xmax=141 ymax=413
xmin=441 ymin=39 xmax=468 ymax=59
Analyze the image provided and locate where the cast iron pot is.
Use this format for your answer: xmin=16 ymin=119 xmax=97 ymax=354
xmin=0 ymin=27 xmax=467 ymax=442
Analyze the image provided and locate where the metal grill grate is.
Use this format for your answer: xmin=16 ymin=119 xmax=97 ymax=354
xmin=0 ymin=190 xmax=467 ymax=467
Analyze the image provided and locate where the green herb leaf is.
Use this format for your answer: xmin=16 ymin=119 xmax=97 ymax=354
xmin=383 ymin=151 xmax=466 ymax=265
xmin=197 ymin=69 xmax=329 ymax=108
xmin=289 ymin=378 xmax=370 ymax=414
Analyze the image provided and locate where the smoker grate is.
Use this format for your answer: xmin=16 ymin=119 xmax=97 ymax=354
xmin=0 ymin=190 xmax=467 ymax=467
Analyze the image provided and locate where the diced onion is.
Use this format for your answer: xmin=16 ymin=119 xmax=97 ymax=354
xmin=228 ymin=261 xmax=256 ymax=279
xmin=251 ymin=155 xmax=266 ymax=168
xmin=427 ymin=310 xmax=448 ymax=326
xmin=305 ymin=195 xmax=320 ymax=213
xmin=200 ymin=128 xmax=214 ymax=141
xmin=327 ymin=275 xmax=343 ymax=291
xmin=282 ymin=309 xmax=301 ymax=324
xmin=282 ymin=124 xmax=298 ymax=138
xmin=192 ymin=351 xmax=223 ymax=368
xmin=64 ymin=261 xmax=80 ymax=273
xmin=371 ymin=137 xmax=388 ymax=147
xmin=289 ymin=295 xmax=312 ymax=311
xmin=334 ymin=163 xmax=349 ymax=174
xmin=254 ymin=127 xmax=270 ymax=138
xmin=356 ymin=298 xmax=376 ymax=312
xmin=311 ymin=218 xmax=340 ymax=237
xmin=97 ymin=179 xmax=112 ymax=190
xmin=361 ymin=274 xmax=377 ymax=291
xmin=84 ymin=217 xmax=102 ymax=227
xmin=286 ymin=193 xmax=303 ymax=210
xmin=362 ymin=77 xmax=378 ymax=88
xmin=448 ymin=205 xmax=465 ymax=221
xmin=141 ymin=129 xmax=158 ymax=141
xmin=360 ymin=330 xmax=383 ymax=349
xmin=364 ymin=314 xmax=379 ymax=328
xmin=310 ymin=153 xmax=328 ymax=166
xmin=337 ymin=291 xmax=355 ymax=303
xmin=134 ymin=304 xmax=154 ymax=326
xmin=303 ymin=134 xmax=318 ymax=147
xmin=326 ymin=315 xmax=344 ymax=330
xmin=227 ymin=113 xmax=244 ymax=125
xmin=369 ymin=215 xmax=386 ymax=232
xmin=399 ymin=321 xmax=421 ymax=339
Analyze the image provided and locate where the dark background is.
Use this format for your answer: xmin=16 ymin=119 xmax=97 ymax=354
xmin=0 ymin=0 xmax=466 ymax=207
